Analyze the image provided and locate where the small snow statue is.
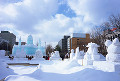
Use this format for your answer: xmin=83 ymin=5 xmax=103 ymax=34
xmin=74 ymin=47 xmax=81 ymax=59
xmin=86 ymin=42 xmax=100 ymax=61
xmin=54 ymin=51 xmax=60 ymax=58
xmin=35 ymin=50 xmax=43 ymax=58
xmin=70 ymin=49 xmax=75 ymax=59
xmin=105 ymin=38 xmax=120 ymax=62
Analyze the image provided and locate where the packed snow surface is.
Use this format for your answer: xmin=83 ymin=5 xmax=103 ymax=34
xmin=0 ymin=58 xmax=119 ymax=81
xmin=0 ymin=56 xmax=119 ymax=81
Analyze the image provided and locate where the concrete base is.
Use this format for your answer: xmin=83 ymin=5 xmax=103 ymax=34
xmin=78 ymin=59 xmax=93 ymax=66
xmin=50 ymin=58 xmax=62 ymax=60
xmin=93 ymin=61 xmax=120 ymax=72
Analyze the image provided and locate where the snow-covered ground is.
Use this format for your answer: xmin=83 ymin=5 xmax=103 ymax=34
xmin=0 ymin=57 xmax=120 ymax=81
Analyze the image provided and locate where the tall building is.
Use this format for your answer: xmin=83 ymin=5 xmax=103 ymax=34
xmin=0 ymin=31 xmax=16 ymax=54
xmin=58 ymin=35 xmax=70 ymax=54
xmin=67 ymin=33 xmax=91 ymax=53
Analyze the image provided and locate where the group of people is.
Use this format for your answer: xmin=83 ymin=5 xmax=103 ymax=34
xmin=26 ymin=55 xmax=34 ymax=60
xmin=8 ymin=56 xmax=14 ymax=60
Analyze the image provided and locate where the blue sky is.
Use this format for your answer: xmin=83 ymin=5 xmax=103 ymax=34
xmin=0 ymin=0 xmax=120 ymax=47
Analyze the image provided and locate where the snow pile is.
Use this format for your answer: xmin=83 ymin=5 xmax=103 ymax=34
xmin=0 ymin=50 xmax=5 ymax=57
xmin=105 ymin=38 xmax=120 ymax=62
xmin=0 ymin=60 xmax=16 ymax=80
xmin=4 ymin=60 xmax=120 ymax=81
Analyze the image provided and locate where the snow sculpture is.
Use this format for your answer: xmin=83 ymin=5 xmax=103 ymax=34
xmin=50 ymin=51 xmax=61 ymax=60
xmin=83 ymin=42 xmax=100 ymax=65
xmin=86 ymin=42 xmax=100 ymax=61
xmin=70 ymin=49 xmax=75 ymax=59
xmin=34 ymin=39 xmax=44 ymax=59
xmin=105 ymin=38 xmax=120 ymax=62
xmin=35 ymin=50 xmax=44 ymax=59
xmin=93 ymin=38 xmax=120 ymax=72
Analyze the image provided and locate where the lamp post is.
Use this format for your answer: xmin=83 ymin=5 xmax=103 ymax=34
xmin=45 ymin=42 xmax=46 ymax=56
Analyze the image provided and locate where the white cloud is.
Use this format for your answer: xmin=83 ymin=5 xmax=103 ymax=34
xmin=0 ymin=0 xmax=58 ymax=33
xmin=68 ymin=0 xmax=120 ymax=24
xmin=34 ymin=14 xmax=91 ymax=47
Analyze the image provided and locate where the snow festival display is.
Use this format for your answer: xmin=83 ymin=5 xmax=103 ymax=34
xmin=50 ymin=51 xmax=62 ymax=60
xmin=105 ymin=38 xmax=120 ymax=62
xmin=12 ymin=35 xmax=45 ymax=57
xmin=83 ymin=42 xmax=100 ymax=65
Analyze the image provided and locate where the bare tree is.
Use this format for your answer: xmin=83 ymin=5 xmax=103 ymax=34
xmin=46 ymin=44 xmax=54 ymax=56
xmin=90 ymin=14 xmax=120 ymax=56
xmin=109 ymin=14 xmax=120 ymax=29
xmin=90 ymin=26 xmax=107 ymax=56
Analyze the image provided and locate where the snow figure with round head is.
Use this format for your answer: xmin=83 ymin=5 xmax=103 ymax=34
xmin=70 ymin=49 xmax=75 ymax=59
xmin=105 ymin=38 xmax=120 ymax=62
xmin=105 ymin=40 xmax=112 ymax=47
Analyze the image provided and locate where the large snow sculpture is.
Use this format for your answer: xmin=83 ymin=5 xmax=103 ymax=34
xmin=105 ymin=38 xmax=120 ymax=62
xmin=50 ymin=51 xmax=61 ymax=60
xmin=12 ymin=35 xmax=46 ymax=58
xmin=93 ymin=38 xmax=120 ymax=72
xmin=70 ymin=49 xmax=75 ymax=59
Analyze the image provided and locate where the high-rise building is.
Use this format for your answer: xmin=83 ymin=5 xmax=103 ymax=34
xmin=67 ymin=33 xmax=91 ymax=53
xmin=58 ymin=35 xmax=70 ymax=54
